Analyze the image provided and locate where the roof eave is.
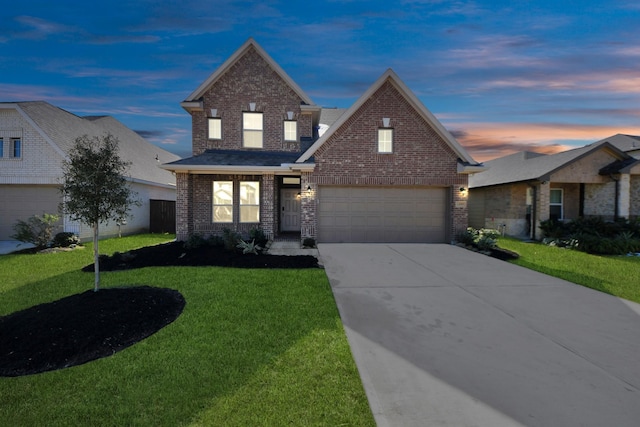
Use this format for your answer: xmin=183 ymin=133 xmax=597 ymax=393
xmin=160 ymin=162 xmax=315 ymax=174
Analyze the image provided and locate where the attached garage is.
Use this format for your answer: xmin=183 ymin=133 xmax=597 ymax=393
xmin=0 ymin=185 xmax=62 ymax=240
xmin=317 ymin=186 xmax=449 ymax=243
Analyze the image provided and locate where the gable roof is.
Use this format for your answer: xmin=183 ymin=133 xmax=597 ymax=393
xmin=296 ymin=69 xmax=481 ymax=170
xmin=181 ymin=38 xmax=315 ymax=111
xmin=8 ymin=101 xmax=179 ymax=188
xmin=469 ymin=141 xmax=632 ymax=188
xmin=593 ymin=133 xmax=640 ymax=154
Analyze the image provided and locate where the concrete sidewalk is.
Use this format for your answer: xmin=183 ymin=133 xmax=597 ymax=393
xmin=319 ymin=243 xmax=640 ymax=427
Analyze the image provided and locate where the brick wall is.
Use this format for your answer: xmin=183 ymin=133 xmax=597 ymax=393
xmin=191 ymin=47 xmax=313 ymax=156
xmin=308 ymin=80 xmax=469 ymax=241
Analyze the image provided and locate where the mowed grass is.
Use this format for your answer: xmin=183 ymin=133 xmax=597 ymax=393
xmin=0 ymin=234 xmax=375 ymax=426
xmin=498 ymin=236 xmax=640 ymax=303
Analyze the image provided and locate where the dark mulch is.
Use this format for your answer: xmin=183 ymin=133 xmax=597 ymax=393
xmin=82 ymin=241 xmax=319 ymax=272
xmin=0 ymin=286 xmax=185 ymax=377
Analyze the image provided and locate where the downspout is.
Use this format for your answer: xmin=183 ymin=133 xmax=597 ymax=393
xmin=610 ymin=174 xmax=619 ymax=220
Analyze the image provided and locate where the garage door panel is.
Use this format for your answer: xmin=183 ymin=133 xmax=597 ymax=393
xmin=318 ymin=186 xmax=448 ymax=243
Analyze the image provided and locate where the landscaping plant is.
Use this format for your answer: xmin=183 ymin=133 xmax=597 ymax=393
xmin=11 ymin=213 xmax=60 ymax=248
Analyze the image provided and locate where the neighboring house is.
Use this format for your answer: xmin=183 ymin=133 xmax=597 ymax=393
xmin=162 ymin=38 xmax=483 ymax=244
xmin=596 ymin=133 xmax=640 ymax=158
xmin=0 ymin=101 xmax=180 ymax=241
xmin=468 ymin=139 xmax=640 ymax=239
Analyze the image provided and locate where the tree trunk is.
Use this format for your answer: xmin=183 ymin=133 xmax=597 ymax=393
xmin=93 ymin=223 xmax=100 ymax=292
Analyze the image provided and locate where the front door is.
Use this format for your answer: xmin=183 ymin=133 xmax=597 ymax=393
xmin=281 ymin=188 xmax=300 ymax=232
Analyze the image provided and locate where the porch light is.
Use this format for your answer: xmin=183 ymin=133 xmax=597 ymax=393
xmin=307 ymin=185 xmax=312 ymax=192
xmin=459 ymin=187 xmax=467 ymax=193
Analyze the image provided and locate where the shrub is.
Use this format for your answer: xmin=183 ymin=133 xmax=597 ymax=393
xmin=52 ymin=232 xmax=80 ymax=248
xmin=222 ymin=228 xmax=241 ymax=252
xmin=457 ymin=227 xmax=499 ymax=251
xmin=184 ymin=234 xmax=207 ymax=249
xmin=302 ymin=237 xmax=316 ymax=248
xmin=249 ymin=227 xmax=269 ymax=247
xmin=456 ymin=228 xmax=477 ymax=246
xmin=236 ymin=239 xmax=262 ymax=255
xmin=11 ymin=213 xmax=60 ymax=248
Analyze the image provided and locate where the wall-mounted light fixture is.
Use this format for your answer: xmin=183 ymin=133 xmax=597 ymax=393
xmin=249 ymin=102 xmax=256 ymax=112
xmin=459 ymin=187 xmax=467 ymax=193
xmin=307 ymin=185 xmax=312 ymax=192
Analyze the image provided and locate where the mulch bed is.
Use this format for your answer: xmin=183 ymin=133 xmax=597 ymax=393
xmin=0 ymin=286 xmax=185 ymax=377
xmin=82 ymin=241 xmax=319 ymax=271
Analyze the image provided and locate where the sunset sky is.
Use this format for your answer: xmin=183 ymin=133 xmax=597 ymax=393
xmin=2 ymin=1 xmax=640 ymax=162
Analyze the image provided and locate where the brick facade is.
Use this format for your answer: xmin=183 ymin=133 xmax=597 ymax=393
xmin=191 ymin=47 xmax=313 ymax=156
xmin=175 ymin=41 xmax=477 ymax=244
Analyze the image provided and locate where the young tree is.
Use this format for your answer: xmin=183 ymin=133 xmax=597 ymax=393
xmin=61 ymin=134 xmax=139 ymax=292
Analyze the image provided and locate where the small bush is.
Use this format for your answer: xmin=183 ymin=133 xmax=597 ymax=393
xmin=52 ymin=232 xmax=80 ymax=248
xmin=184 ymin=234 xmax=207 ymax=249
xmin=222 ymin=228 xmax=241 ymax=252
xmin=457 ymin=227 xmax=499 ymax=251
xmin=11 ymin=213 xmax=60 ymax=248
xmin=236 ymin=239 xmax=262 ymax=255
xmin=249 ymin=227 xmax=269 ymax=247
xmin=302 ymin=237 xmax=316 ymax=248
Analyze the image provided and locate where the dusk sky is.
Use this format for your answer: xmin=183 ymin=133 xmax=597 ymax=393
xmin=3 ymin=1 xmax=640 ymax=162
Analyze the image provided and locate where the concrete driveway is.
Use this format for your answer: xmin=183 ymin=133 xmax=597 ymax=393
xmin=0 ymin=240 xmax=34 ymax=255
xmin=318 ymin=243 xmax=640 ymax=427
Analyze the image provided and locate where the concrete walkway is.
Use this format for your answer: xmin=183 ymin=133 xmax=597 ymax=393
xmin=318 ymin=243 xmax=640 ymax=427
xmin=0 ymin=240 xmax=34 ymax=255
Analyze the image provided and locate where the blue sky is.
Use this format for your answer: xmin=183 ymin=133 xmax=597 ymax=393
xmin=3 ymin=0 xmax=640 ymax=161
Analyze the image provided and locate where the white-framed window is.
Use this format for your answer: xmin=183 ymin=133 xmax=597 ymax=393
xmin=243 ymin=112 xmax=263 ymax=148
xmin=284 ymin=120 xmax=297 ymax=141
xmin=378 ymin=128 xmax=393 ymax=153
xmin=240 ymin=181 xmax=260 ymax=223
xmin=213 ymin=181 xmax=233 ymax=223
xmin=550 ymin=188 xmax=563 ymax=221
xmin=0 ymin=138 xmax=4 ymax=157
xmin=11 ymin=138 xmax=21 ymax=158
xmin=208 ymin=118 xmax=222 ymax=139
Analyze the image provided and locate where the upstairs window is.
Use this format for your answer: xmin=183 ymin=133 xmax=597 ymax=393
xmin=11 ymin=138 xmax=21 ymax=158
xmin=243 ymin=112 xmax=263 ymax=148
xmin=378 ymin=128 xmax=393 ymax=153
xmin=0 ymin=138 xmax=3 ymax=157
xmin=550 ymin=188 xmax=563 ymax=221
xmin=208 ymin=118 xmax=222 ymax=139
xmin=240 ymin=181 xmax=260 ymax=223
xmin=284 ymin=120 xmax=297 ymax=141
xmin=213 ymin=181 xmax=233 ymax=223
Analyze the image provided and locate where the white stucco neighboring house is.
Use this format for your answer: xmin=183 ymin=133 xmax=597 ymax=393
xmin=0 ymin=101 xmax=180 ymax=241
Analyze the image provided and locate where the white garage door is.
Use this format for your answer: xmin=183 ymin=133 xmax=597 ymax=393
xmin=0 ymin=185 xmax=61 ymax=240
xmin=318 ymin=186 xmax=448 ymax=243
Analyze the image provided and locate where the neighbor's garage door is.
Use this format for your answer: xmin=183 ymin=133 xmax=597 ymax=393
xmin=0 ymin=185 xmax=61 ymax=240
xmin=317 ymin=186 xmax=448 ymax=243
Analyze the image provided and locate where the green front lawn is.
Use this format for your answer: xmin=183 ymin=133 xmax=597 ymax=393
xmin=0 ymin=234 xmax=375 ymax=426
xmin=498 ymin=236 xmax=640 ymax=303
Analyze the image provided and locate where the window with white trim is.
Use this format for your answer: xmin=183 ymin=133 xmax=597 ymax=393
xmin=0 ymin=138 xmax=3 ymax=157
xmin=208 ymin=118 xmax=222 ymax=139
xmin=378 ymin=128 xmax=393 ymax=153
xmin=240 ymin=181 xmax=260 ymax=223
xmin=213 ymin=181 xmax=233 ymax=223
xmin=284 ymin=120 xmax=297 ymax=141
xmin=11 ymin=138 xmax=21 ymax=158
xmin=243 ymin=112 xmax=263 ymax=148
xmin=550 ymin=188 xmax=563 ymax=221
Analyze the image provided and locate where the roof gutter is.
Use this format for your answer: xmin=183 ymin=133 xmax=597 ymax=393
xmin=457 ymin=162 xmax=486 ymax=174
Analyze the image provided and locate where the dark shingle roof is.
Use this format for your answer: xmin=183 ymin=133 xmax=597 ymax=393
xmin=166 ymin=149 xmax=305 ymax=167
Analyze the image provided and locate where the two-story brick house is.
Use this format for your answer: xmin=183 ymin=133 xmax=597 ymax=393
xmin=162 ymin=38 xmax=483 ymax=244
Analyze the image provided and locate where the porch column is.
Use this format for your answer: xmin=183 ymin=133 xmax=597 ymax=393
xmin=262 ymin=174 xmax=276 ymax=240
xmin=175 ymin=173 xmax=192 ymax=241
xmin=300 ymin=172 xmax=316 ymax=244
xmin=618 ymin=173 xmax=631 ymax=218
xmin=536 ymin=181 xmax=550 ymax=239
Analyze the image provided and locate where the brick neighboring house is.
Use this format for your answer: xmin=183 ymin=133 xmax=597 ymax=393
xmin=163 ymin=38 xmax=483 ymax=244
xmin=468 ymin=139 xmax=640 ymax=239
xmin=0 ymin=101 xmax=180 ymax=241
